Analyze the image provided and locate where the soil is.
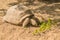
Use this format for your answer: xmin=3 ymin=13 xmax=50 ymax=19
xmin=0 ymin=0 xmax=60 ymax=40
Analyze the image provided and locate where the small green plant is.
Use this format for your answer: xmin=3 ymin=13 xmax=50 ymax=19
xmin=32 ymin=29 xmax=39 ymax=35
xmin=39 ymin=18 xmax=52 ymax=32
xmin=33 ymin=18 xmax=52 ymax=35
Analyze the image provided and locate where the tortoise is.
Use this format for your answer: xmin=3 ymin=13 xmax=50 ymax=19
xmin=2 ymin=1 xmax=60 ymax=27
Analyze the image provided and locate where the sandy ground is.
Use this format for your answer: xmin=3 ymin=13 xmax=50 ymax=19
xmin=0 ymin=0 xmax=60 ymax=40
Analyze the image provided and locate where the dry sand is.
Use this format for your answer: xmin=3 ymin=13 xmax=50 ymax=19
xmin=0 ymin=0 xmax=60 ymax=40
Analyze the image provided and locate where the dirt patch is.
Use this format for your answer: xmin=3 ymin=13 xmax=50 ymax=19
xmin=0 ymin=0 xmax=60 ymax=40
xmin=0 ymin=17 xmax=60 ymax=40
